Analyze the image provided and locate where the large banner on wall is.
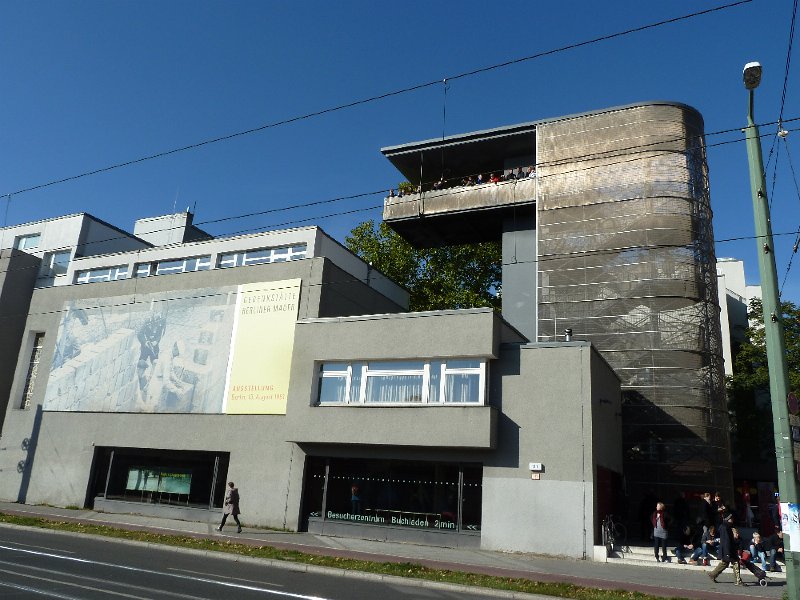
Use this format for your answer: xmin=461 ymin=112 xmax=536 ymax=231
xmin=223 ymin=280 xmax=301 ymax=414
xmin=42 ymin=279 xmax=301 ymax=414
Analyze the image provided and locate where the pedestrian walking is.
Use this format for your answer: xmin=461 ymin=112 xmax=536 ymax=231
xmin=708 ymin=513 xmax=742 ymax=585
xmin=217 ymin=481 xmax=242 ymax=533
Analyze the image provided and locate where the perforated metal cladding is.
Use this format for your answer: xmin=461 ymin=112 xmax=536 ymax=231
xmin=536 ymin=104 xmax=731 ymax=500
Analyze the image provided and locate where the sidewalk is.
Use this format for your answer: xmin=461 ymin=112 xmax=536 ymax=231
xmin=0 ymin=502 xmax=785 ymax=600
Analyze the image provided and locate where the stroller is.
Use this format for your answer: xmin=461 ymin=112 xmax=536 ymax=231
xmin=739 ymin=550 xmax=768 ymax=587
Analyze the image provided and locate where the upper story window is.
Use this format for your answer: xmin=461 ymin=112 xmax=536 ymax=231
xmin=15 ymin=233 xmax=41 ymax=250
xmin=218 ymin=244 xmax=307 ymax=269
xmin=318 ymin=359 xmax=486 ymax=406
xmin=75 ymin=265 xmax=129 ymax=284
xmin=40 ymin=250 xmax=71 ymax=277
xmin=135 ymin=255 xmax=212 ymax=277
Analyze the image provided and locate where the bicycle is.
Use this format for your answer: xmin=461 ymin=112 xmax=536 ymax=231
xmin=601 ymin=515 xmax=628 ymax=555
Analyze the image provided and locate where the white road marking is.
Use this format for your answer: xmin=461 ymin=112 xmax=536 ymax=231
xmin=0 ymin=578 xmax=84 ymax=599
xmin=0 ymin=566 xmax=152 ymax=599
xmin=0 ymin=544 xmax=330 ymax=599
xmin=0 ymin=539 xmax=77 ymax=554
xmin=167 ymin=567 xmax=285 ymax=587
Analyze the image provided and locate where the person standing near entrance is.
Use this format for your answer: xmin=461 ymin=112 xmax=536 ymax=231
xmin=652 ymin=502 xmax=669 ymax=562
xmin=217 ymin=481 xmax=242 ymax=533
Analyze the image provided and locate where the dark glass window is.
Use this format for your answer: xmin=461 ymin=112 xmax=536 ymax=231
xmin=303 ymin=457 xmax=481 ymax=532
xmin=89 ymin=447 xmax=228 ymax=509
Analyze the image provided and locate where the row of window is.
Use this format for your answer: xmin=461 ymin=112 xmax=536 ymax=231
xmin=74 ymin=244 xmax=308 ymax=284
xmin=318 ymin=359 xmax=486 ymax=405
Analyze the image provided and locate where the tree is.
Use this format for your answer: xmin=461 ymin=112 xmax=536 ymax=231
xmin=345 ymin=220 xmax=501 ymax=312
xmin=726 ymin=298 xmax=800 ymax=460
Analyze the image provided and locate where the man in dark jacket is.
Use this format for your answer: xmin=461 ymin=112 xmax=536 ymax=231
xmin=708 ymin=514 xmax=743 ymax=585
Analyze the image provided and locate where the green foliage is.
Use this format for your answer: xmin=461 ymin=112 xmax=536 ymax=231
xmin=726 ymin=298 xmax=800 ymax=459
xmin=345 ymin=220 xmax=501 ymax=312
xmin=397 ymin=181 xmax=416 ymax=195
xmin=728 ymin=298 xmax=800 ymax=392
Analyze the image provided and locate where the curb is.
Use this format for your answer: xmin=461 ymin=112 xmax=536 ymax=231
xmin=0 ymin=522 xmax=558 ymax=600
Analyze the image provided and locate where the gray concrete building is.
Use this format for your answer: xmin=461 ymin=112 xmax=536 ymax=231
xmin=0 ymin=205 xmax=622 ymax=559
xmin=381 ymin=101 xmax=733 ymax=514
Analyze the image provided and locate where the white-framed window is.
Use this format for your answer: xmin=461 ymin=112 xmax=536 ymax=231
xmin=155 ymin=255 xmax=211 ymax=275
xmin=135 ymin=263 xmax=152 ymax=278
xmin=361 ymin=360 xmax=427 ymax=403
xmin=75 ymin=265 xmax=129 ymax=284
xmin=317 ymin=359 xmax=486 ymax=405
xmin=318 ymin=363 xmax=352 ymax=404
xmin=15 ymin=233 xmax=41 ymax=250
xmin=40 ymin=250 xmax=71 ymax=277
xmin=20 ymin=333 xmax=45 ymax=409
xmin=218 ymin=244 xmax=307 ymax=269
xmin=135 ymin=255 xmax=212 ymax=277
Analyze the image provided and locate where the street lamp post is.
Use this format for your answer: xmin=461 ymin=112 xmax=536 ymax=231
xmin=742 ymin=61 xmax=799 ymax=596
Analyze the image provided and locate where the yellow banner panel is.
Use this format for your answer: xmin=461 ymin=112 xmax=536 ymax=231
xmin=224 ymin=279 xmax=301 ymax=414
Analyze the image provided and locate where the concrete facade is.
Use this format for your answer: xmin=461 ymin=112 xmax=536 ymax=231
xmin=0 ymin=249 xmax=42 ymax=430
xmin=0 ymin=204 xmax=621 ymax=558
xmin=381 ymin=101 xmax=732 ymax=513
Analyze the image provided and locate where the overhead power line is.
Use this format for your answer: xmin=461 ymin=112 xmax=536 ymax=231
xmin=779 ymin=0 xmax=798 ymax=127
xmin=1 ymin=0 xmax=752 ymax=199
xmin=1 ymin=117 xmax=798 ymax=286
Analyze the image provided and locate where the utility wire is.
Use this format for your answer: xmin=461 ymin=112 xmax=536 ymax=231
xmin=0 ymin=117 xmax=789 ymax=264
xmin=767 ymin=0 xmax=798 ymax=208
xmin=1 ymin=120 xmax=798 ymax=283
xmin=779 ymin=135 xmax=800 ymax=295
xmin=776 ymin=0 xmax=799 ymax=295
xmin=1 ymin=0 xmax=752 ymax=199
xmin=7 ymin=227 xmax=800 ymax=327
xmin=779 ymin=0 xmax=798 ymax=127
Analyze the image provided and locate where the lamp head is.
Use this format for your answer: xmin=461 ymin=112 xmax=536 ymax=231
xmin=743 ymin=62 xmax=762 ymax=90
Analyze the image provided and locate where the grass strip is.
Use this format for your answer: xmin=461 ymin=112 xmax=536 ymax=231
xmin=0 ymin=513 xmax=695 ymax=600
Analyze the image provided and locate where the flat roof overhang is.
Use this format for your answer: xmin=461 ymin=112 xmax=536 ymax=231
xmin=381 ymin=123 xmax=537 ymax=185
xmin=380 ymin=101 xmax=701 ymax=248
xmin=381 ymin=100 xmax=702 ymax=184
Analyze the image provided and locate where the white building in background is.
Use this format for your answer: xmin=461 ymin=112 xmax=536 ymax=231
xmin=716 ymin=258 xmax=762 ymax=376
xmin=0 ymin=213 xmax=150 ymax=288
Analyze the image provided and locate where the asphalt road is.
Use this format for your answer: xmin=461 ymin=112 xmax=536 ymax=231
xmin=0 ymin=526 xmax=511 ymax=600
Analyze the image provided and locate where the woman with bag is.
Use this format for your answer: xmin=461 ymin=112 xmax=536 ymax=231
xmin=652 ymin=502 xmax=669 ymax=562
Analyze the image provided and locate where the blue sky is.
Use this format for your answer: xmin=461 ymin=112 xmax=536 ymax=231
xmin=2 ymin=0 xmax=799 ymax=301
